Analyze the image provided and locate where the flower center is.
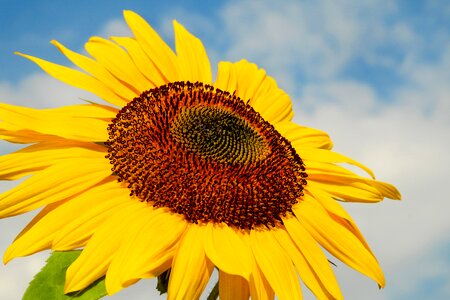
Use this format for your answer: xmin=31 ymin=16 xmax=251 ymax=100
xmin=106 ymin=81 xmax=307 ymax=229
xmin=170 ymin=105 xmax=269 ymax=164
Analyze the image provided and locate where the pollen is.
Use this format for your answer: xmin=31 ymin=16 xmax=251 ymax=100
xmin=106 ymin=81 xmax=307 ymax=229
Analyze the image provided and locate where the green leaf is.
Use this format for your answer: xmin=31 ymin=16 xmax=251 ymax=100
xmin=23 ymin=251 xmax=107 ymax=300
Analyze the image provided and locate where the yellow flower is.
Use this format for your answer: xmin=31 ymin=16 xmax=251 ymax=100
xmin=0 ymin=10 xmax=400 ymax=300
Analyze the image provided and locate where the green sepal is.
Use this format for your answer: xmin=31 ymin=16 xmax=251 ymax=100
xmin=156 ymin=269 xmax=171 ymax=295
xmin=23 ymin=251 xmax=107 ymax=300
xmin=206 ymin=281 xmax=219 ymax=300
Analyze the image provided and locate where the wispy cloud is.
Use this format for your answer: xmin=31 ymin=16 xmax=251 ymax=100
xmin=97 ymin=18 xmax=132 ymax=38
xmin=220 ymin=0 xmax=413 ymax=80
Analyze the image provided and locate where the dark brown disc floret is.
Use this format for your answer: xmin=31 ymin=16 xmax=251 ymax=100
xmin=106 ymin=81 xmax=307 ymax=230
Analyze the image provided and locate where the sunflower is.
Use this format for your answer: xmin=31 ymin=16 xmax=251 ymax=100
xmin=0 ymin=10 xmax=400 ymax=300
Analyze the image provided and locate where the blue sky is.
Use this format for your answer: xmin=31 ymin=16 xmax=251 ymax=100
xmin=2 ymin=0 xmax=448 ymax=93
xmin=0 ymin=0 xmax=449 ymax=299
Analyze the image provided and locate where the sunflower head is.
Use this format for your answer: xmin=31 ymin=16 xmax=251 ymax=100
xmin=0 ymin=10 xmax=400 ymax=300
xmin=106 ymin=81 xmax=307 ymax=230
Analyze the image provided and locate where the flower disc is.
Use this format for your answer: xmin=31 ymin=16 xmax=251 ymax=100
xmin=106 ymin=81 xmax=307 ymax=229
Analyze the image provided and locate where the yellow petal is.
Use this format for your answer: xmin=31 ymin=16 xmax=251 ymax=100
xmin=304 ymin=187 xmax=373 ymax=253
xmin=16 ymin=52 xmax=127 ymax=107
xmin=214 ymin=60 xmax=294 ymax=124
xmin=173 ymin=20 xmax=212 ymax=83
xmin=104 ymin=206 xmax=162 ymax=294
xmin=0 ymin=103 xmax=116 ymax=144
xmin=283 ymin=217 xmax=343 ymax=300
xmin=250 ymin=76 xmax=294 ymax=124
xmin=123 ymin=10 xmax=178 ymax=82
xmin=0 ymin=127 xmax=55 ymax=144
xmin=297 ymin=147 xmax=375 ymax=178
xmin=250 ymin=229 xmax=302 ymax=300
xmin=249 ymin=264 xmax=275 ymax=300
xmin=307 ymin=168 xmax=383 ymax=202
xmin=51 ymin=182 xmax=132 ymax=250
xmin=294 ymin=197 xmax=385 ymax=287
xmin=168 ymin=225 xmax=214 ymax=300
xmin=51 ymin=40 xmax=137 ymax=101
xmin=3 ymin=179 xmax=128 ymax=263
xmin=0 ymin=140 xmax=104 ymax=180
xmin=307 ymin=181 xmax=383 ymax=203
xmin=85 ymin=37 xmax=152 ymax=93
xmin=227 ymin=60 xmax=266 ymax=102
xmin=306 ymin=161 xmax=400 ymax=202
xmin=111 ymin=36 xmax=165 ymax=87
xmin=307 ymin=161 xmax=401 ymax=200
xmin=219 ymin=271 xmax=250 ymax=300
xmin=3 ymin=201 xmax=62 ymax=264
xmin=274 ymin=121 xmax=333 ymax=150
xmin=64 ymin=201 xmax=148 ymax=294
xmin=306 ymin=160 xmax=360 ymax=176
xmin=48 ymin=102 xmax=118 ymax=118
xmin=214 ymin=61 xmax=237 ymax=93
xmin=106 ymin=209 xmax=186 ymax=294
xmin=0 ymin=157 xmax=111 ymax=218
xmin=0 ymin=103 xmax=110 ymax=142
xmin=204 ymin=223 xmax=254 ymax=280
xmin=371 ymin=180 xmax=401 ymax=200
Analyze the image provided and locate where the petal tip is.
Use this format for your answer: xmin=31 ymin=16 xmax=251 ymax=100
xmin=123 ymin=10 xmax=140 ymax=22
xmin=172 ymin=20 xmax=190 ymax=37
xmin=63 ymin=280 xmax=77 ymax=294
xmin=122 ymin=9 xmax=133 ymax=17
xmin=2 ymin=253 xmax=12 ymax=265
xmin=3 ymin=244 xmax=18 ymax=265
xmin=105 ymin=278 xmax=122 ymax=296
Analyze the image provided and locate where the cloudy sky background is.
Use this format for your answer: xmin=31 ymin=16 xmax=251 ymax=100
xmin=0 ymin=0 xmax=449 ymax=299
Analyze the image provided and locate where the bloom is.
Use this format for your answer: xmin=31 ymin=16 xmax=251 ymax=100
xmin=0 ymin=10 xmax=400 ymax=300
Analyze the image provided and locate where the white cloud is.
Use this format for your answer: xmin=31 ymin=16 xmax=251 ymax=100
xmin=0 ymin=73 xmax=94 ymax=108
xmin=220 ymin=0 xmax=414 ymax=83
xmin=0 ymin=215 xmax=48 ymax=300
xmin=398 ymin=43 xmax=450 ymax=123
xmin=97 ymin=18 xmax=132 ymax=38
